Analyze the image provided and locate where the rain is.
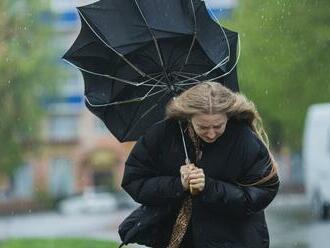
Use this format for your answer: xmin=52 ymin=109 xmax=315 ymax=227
xmin=0 ymin=0 xmax=330 ymax=248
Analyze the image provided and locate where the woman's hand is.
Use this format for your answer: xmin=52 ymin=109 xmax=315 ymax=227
xmin=189 ymin=168 xmax=205 ymax=193
xmin=180 ymin=164 xmax=196 ymax=191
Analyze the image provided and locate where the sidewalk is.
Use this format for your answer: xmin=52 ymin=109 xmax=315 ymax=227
xmin=268 ymin=193 xmax=308 ymax=210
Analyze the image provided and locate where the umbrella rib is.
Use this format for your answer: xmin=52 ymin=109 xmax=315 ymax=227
xmin=138 ymin=76 xmax=167 ymax=100
xmin=85 ymin=78 xmax=167 ymax=107
xmin=173 ymin=73 xmax=205 ymax=85
xmin=207 ymin=7 xmax=232 ymax=61
xmin=205 ymin=34 xmax=241 ymax=81
xmin=173 ymin=72 xmax=200 ymax=82
xmin=169 ymin=82 xmax=189 ymax=93
xmin=63 ymin=58 xmax=167 ymax=88
xmin=177 ymin=0 xmax=197 ymax=73
xmin=172 ymin=72 xmax=201 ymax=88
xmin=137 ymin=72 xmax=167 ymax=86
xmin=133 ymin=0 xmax=170 ymax=81
xmin=177 ymin=5 xmax=233 ymax=78
xmin=172 ymin=35 xmax=240 ymax=86
xmin=173 ymin=71 xmax=200 ymax=76
xmin=205 ymin=56 xmax=230 ymax=75
xmin=169 ymin=5 xmax=234 ymax=80
xmin=85 ymin=87 xmax=167 ymax=107
xmin=78 ymin=9 xmax=146 ymax=77
xmin=77 ymin=9 xmax=169 ymax=87
xmin=123 ymin=89 xmax=170 ymax=140
xmin=204 ymin=36 xmax=241 ymax=81
xmin=135 ymin=73 xmax=165 ymax=86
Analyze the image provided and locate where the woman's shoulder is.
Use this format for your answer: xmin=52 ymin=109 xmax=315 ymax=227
xmin=227 ymin=119 xmax=251 ymax=136
xmin=228 ymin=119 xmax=253 ymax=135
xmin=228 ymin=119 xmax=262 ymax=148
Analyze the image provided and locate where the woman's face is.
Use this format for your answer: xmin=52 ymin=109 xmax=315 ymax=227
xmin=191 ymin=113 xmax=228 ymax=143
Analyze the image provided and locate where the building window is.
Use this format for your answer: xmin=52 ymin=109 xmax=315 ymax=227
xmin=48 ymin=115 xmax=79 ymax=141
xmin=13 ymin=164 xmax=33 ymax=199
xmin=48 ymin=157 xmax=74 ymax=198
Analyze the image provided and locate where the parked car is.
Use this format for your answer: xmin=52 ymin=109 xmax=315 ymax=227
xmin=58 ymin=187 xmax=117 ymax=214
xmin=302 ymin=103 xmax=330 ymax=220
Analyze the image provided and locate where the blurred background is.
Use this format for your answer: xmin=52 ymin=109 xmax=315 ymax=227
xmin=0 ymin=0 xmax=329 ymax=247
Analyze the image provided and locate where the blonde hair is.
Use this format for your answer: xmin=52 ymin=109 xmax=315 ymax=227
xmin=166 ymin=81 xmax=278 ymax=186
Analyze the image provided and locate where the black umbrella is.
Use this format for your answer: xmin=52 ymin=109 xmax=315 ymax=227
xmin=63 ymin=0 xmax=240 ymax=142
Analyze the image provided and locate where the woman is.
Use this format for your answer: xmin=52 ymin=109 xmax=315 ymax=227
xmin=121 ymin=81 xmax=280 ymax=248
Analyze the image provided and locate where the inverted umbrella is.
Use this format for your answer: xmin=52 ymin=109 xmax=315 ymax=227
xmin=63 ymin=0 xmax=240 ymax=142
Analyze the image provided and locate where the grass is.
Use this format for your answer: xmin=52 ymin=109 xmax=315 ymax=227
xmin=0 ymin=238 xmax=120 ymax=248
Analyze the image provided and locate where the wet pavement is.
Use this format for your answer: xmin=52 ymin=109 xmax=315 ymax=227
xmin=0 ymin=194 xmax=329 ymax=248
xmin=267 ymin=194 xmax=330 ymax=248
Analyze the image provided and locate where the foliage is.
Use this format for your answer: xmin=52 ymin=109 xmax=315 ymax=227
xmin=0 ymin=0 xmax=63 ymax=174
xmin=226 ymin=0 xmax=330 ymax=149
xmin=0 ymin=239 xmax=120 ymax=248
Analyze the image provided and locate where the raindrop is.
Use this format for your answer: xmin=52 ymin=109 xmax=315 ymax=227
xmin=265 ymin=90 xmax=269 ymax=95
xmin=8 ymin=80 xmax=11 ymax=84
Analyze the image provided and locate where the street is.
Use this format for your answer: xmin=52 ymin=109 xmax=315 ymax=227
xmin=267 ymin=194 xmax=330 ymax=248
xmin=0 ymin=209 xmax=128 ymax=241
xmin=0 ymin=194 xmax=329 ymax=248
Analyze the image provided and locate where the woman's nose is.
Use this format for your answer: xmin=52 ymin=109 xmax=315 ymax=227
xmin=206 ymin=129 xmax=216 ymax=139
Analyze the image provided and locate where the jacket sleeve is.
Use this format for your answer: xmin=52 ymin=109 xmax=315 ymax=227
xmin=121 ymin=121 xmax=187 ymax=206
xmin=197 ymin=127 xmax=280 ymax=217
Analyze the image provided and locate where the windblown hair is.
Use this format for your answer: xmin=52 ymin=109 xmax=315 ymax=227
xmin=166 ymin=81 xmax=278 ymax=186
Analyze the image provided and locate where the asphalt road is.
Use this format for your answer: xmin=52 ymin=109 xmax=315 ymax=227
xmin=0 ymin=194 xmax=329 ymax=248
xmin=267 ymin=194 xmax=330 ymax=248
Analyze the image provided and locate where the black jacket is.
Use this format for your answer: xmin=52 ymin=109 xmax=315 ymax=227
xmin=121 ymin=118 xmax=280 ymax=248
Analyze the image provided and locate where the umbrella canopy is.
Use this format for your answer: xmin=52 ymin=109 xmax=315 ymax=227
xmin=63 ymin=0 xmax=239 ymax=142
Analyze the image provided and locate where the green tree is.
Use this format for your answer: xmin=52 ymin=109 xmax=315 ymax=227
xmin=0 ymin=0 xmax=63 ymax=175
xmin=227 ymin=0 xmax=330 ymax=149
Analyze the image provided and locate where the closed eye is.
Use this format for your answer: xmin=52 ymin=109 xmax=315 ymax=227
xmin=198 ymin=124 xmax=223 ymax=130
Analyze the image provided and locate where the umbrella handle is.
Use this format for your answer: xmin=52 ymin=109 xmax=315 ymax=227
xmin=180 ymin=122 xmax=200 ymax=196
xmin=185 ymin=159 xmax=199 ymax=195
xmin=190 ymin=185 xmax=199 ymax=195
xmin=188 ymin=166 xmax=199 ymax=195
